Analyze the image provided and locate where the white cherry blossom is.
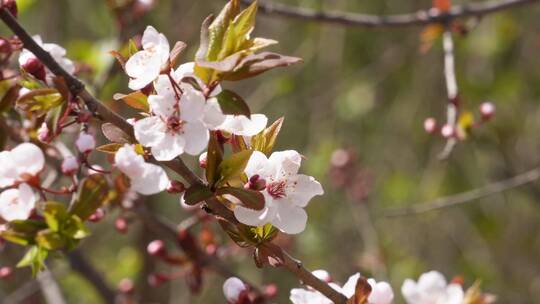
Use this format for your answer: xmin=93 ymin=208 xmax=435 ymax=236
xmin=19 ymin=35 xmax=75 ymax=82
xmin=234 ymin=150 xmax=323 ymax=234
xmin=125 ymin=26 xmax=170 ymax=90
xmin=114 ymin=144 xmax=169 ymax=195
xmin=0 ymin=183 xmax=37 ymax=222
xmin=222 ymin=277 xmax=248 ymax=304
xmin=290 ymin=272 xmax=394 ymax=304
xmin=0 ymin=143 xmax=45 ymax=188
xmin=401 ymin=271 xmax=464 ymax=304
xmin=175 ymin=62 xmax=268 ymax=136
xmin=133 ymin=75 xmax=209 ymax=161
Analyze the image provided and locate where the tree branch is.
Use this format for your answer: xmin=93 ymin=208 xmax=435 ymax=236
xmin=67 ymin=250 xmax=116 ymax=304
xmin=380 ymin=167 xmax=540 ymax=217
xmin=241 ymin=0 xmax=539 ymax=29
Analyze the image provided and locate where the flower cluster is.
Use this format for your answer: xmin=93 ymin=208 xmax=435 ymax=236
xmin=0 ymin=143 xmax=42 ymax=222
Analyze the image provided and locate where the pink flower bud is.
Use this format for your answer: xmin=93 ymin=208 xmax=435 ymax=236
xmin=2 ymin=0 xmax=18 ymax=17
xmin=75 ymin=132 xmax=96 ymax=153
xmin=479 ymin=102 xmax=495 ymax=120
xmin=166 ymin=180 xmax=185 ymax=194
xmin=199 ymin=152 xmax=207 ymax=168
xmin=424 ymin=118 xmax=438 ymax=134
xmin=223 ymin=277 xmax=248 ymax=304
xmin=264 ymin=284 xmax=278 ymax=299
xmin=0 ymin=38 xmax=12 ymax=54
xmin=61 ymin=156 xmax=79 ymax=175
xmin=115 ymin=217 xmax=128 ymax=234
xmin=244 ymin=174 xmax=266 ymax=191
xmin=88 ymin=208 xmax=105 ymax=222
xmin=22 ymin=57 xmax=46 ymax=81
xmin=0 ymin=266 xmax=13 ymax=279
xmin=37 ymin=122 xmax=50 ymax=143
xmin=147 ymin=240 xmax=167 ymax=257
xmin=441 ymin=124 xmax=455 ymax=138
xmin=312 ymin=269 xmax=332 ymax=283
xmin=118 ymin=278 xmax=135 ymax=294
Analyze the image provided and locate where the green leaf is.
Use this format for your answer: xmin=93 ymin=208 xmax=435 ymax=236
xmin=16 ymin=88 xmax=63 ymax=116
xmin=195 ymin=14 xmax=215 ymax=62
xmin=128 ymin=39 xmax=139 ymax=57
xmin=17 ymin=246 xmax=49 ymax=276
xmin=63 ymin=215 xmax=90 ymax=240
xmin=0 ymin=83 xmax=20 ymax=113
xmin=216 ymin=187 xmax=264 ymax=210
xmin=101 ymin=122 xmax=132 ymax=144
xmin=43 ymin=201 xmax=69 ymax=232
xmin=0 ymin=220 xmax=47 ymax=246
xmin=251 ymin=223 xmax=278 ymax=242
xmin=251 ymin=117 xmax=284 ymax=155
xmin=218 ymin=150 xmax=253 ymax=183
xmin=69 ymin=174 xmax=111 ymax=221
xmin=45 ymin=98 xmax=67 ymax=136
xmin=206 ymin=0 xmax=241 ymax=61
xmin=35 ymin=229 xmax=66 ymax=250
xmin=113 ymin=91 xmax=149 ymax=112
xmin=184 ymin=184 xmax=215 ymax=205
xmin=96 ymin=143 xmax=123 ymax=154
xmin=217 ymin=0 xmax=258 ymax=60
xmin=205 ymin=132 xmax=224 ymax=186
xmin=215 ymin=90 xmax=251 ymax=117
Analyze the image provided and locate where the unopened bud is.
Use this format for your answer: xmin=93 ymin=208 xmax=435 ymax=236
xmin=147 ymin=240 xmax=167 ymax=257
xmin=205 ymin=243 xmax=217 ymax=255
xmin=245 ymin=174 xmax=266 ymax=191
xmin=88 ymin=208 xmax=105 ymax=222
xmin=441 ymin=124 xmax=455 ymax=138
xmin=37 ymin=122 xmax=50 ymax=143
xmin=424 ymin=117 xmax=438 ymax=134
xmin=167 ymin=180 xmax=185 ymax=194
xmin=22 ymin=57 xmax=46 ymax=81
xmin=115 ymin=217 xmax=128 ymax=234
xmin=61 ymin=156 xmax=79 ymax=175
xmin=75 ymin=132 xmax=96 ymax=153
xmin=0 ymin=38 xmax=12 ymax=54
xmin=0 ymin=266 xmax=13 ymax=279
xmin=2 ymin=0 xmax=18 ymax=17
xmin=198 ymin=152 xmax=207 ymax=168
xmin=264 ymin=283 xmax=278 ymax=299
xmin=479 ymin=102 xmax=495 ymax=120
xmin=148 ymin=273 xmax=169 ymax=287
xmin=118 ymin=278 xmax=135 ymax=294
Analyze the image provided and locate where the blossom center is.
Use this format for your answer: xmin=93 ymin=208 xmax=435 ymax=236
xmin=166 ymin=116 xmax=185 ymax=133
xmin=266 ymin=180 xmax=287 ymax=199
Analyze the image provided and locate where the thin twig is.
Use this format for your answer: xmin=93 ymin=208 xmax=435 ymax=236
xmin=438 ymin=30 xmax=459 ymax=159
xmin=37 ymin=269 xmax=67 ymax=304
xmin=380 ymin=167 xmax=540 ymax=217
xmin=241 ymin=0 xmax=539 ymax=29
xmin=67 ymin=250 xmax=117 ymax=304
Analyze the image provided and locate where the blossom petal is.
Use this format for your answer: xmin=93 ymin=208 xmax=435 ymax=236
xmin=134 ymin=116 xmax=166 ymax=147
xmin=223 ymin=277 xmax=246 ymax=303
xmin=115 ymin=145 xmax=147 ymax=177
xmin=11 ymin=143 xmax=45 ymax=177
xmin=182 ymin=121 xmax=209 ymax=156
xmin=179 ymin=87 xmax=206 ymax=122
xmin=233 ymin=205 xmax=276 ymax=227
xmin=272 ymin=204 xmax=307 ymax=234
xmin=445 ymin=284 xmax=465 ymax=304
xmin=368 ymin=279 xmax=394 ymax=304
xmin=268 ymin=150 xmax=302 ymax=178
xmin=148 ymin=94 xmax=176 ymax=118
xmin=130 ymin=163 xmax=169 ymax=195
xmin=244 ymin=151 xmax=271 ymax=178
xmin=202 ymin=98 xmax=226 ymax=129
xmin=141 ymin=26 xmax=169 ymax=66
xmin=340 ymin=273 xmax=361 ymax=298
xmin=0 ymin=151 xmax=17 ymax=187
xmin=219 ymin=114 xmax=268 ymax=136
xmin=0 ymin=184 xmax=36 ymax=222
xmin=401 ymin=279 xmax=421 ymax=304
xmin=290 ymin=288 xmax=332 ymax=304
xmin=153 ymin=74 xmax=177 ymax=101
xmin=125 ymin=51 xmax=162 ymax=90
xmin=151 ymin=133 xmax=185 ymax=161
xmin=288 ymin=174 xmax=324 ymax=207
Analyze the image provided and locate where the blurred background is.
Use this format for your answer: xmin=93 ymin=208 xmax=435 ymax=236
xmin=1 ymin=0 xmax=540 ymax=303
